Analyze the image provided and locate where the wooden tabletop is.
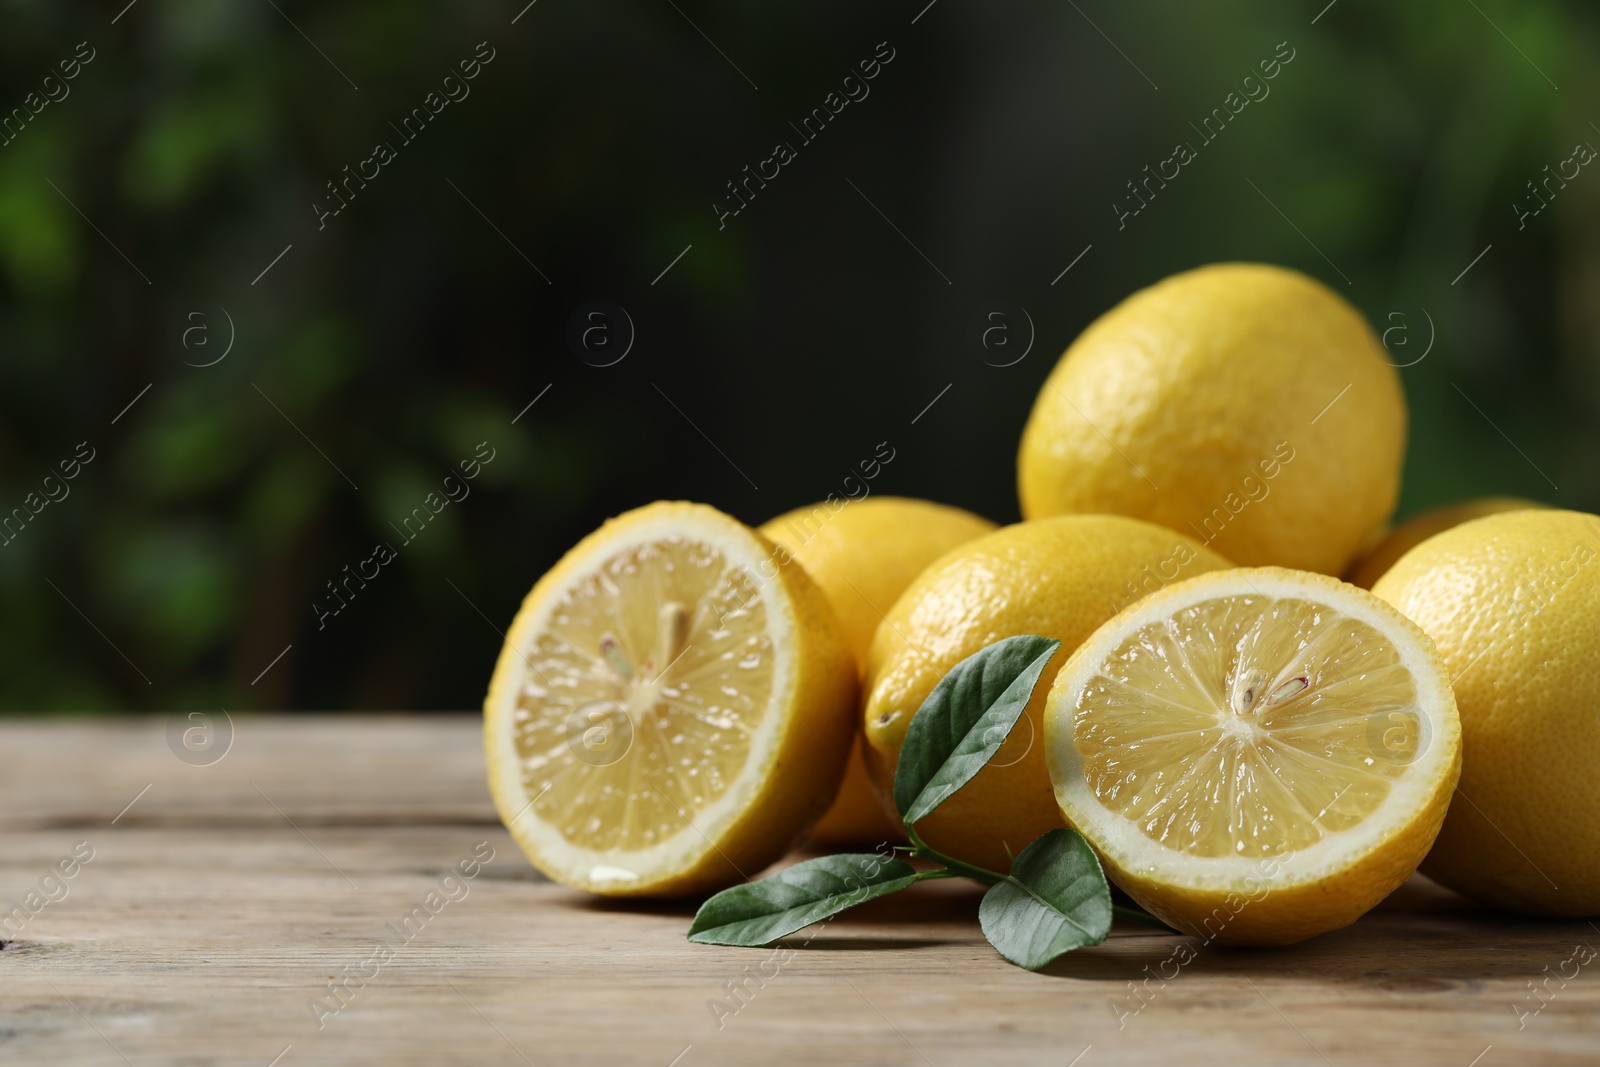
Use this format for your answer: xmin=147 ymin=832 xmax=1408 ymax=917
xmin=3 ymin=715 xmax=1596 ymax=1066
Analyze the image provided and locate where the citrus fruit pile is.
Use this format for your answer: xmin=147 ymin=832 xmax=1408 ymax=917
xmin=485 ymin=261 xmax=1598 ymax=950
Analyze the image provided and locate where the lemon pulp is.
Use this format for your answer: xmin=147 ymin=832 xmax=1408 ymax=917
xmin=515 ymin=535 xmax=774 ymax=851
xmin=1073 ymin=593 xmax=1424 ymax=859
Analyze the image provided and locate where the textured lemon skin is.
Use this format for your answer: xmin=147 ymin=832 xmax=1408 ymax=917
xmin=762 ymin=498 xmax=998 ymax=666
xmin=1050 ymin=568 xmax=1460 ymax=945
xmin=1373 ymin=509 xmax=1600 ymax=916
xmin=1017 ymin=263 xmax=1406 ymax=576
xmin=861 ymin=515 xmax=1231 ymax=871
xmin=484 ymin=501 xmax=858 ymax=897
xmin=1346 ymin=497 xmax=1547 ymax=589
xmin=761 ymin=497 xmax=997 ymax=846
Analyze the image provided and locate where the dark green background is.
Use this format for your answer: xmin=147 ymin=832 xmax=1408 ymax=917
xmin=1 ymin=0 xmax=1594 ymax=712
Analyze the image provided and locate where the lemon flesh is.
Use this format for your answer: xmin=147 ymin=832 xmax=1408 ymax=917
xmin=485 ymin=502 xmax=856 ymax=896
xmin=519 ymin=536 xmax=773 ymax=851
xmin=1048 ymin=568 xmax=1460 ymax=944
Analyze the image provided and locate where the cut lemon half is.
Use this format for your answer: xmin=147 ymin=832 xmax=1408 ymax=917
xmin=484 ymin=501 xmax=857 ymax=897
xmin=1044 ymin=567 xmax=1460 ymax=944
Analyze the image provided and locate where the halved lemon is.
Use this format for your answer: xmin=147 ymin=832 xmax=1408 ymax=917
xmin=484 ymin=501 xmax=857 ymax=896
xmin=1044 ymin=567 xmax=1460 ymax=944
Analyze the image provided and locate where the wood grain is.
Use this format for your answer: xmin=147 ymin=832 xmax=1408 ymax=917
xmin=2 ymin=715 xmax=1596 ymax=1066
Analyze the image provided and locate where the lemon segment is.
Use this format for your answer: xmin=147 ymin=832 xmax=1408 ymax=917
xmin=1047 ymin=568 xmax=1460 ymax=945
xmin=484 ymin=502 xmax=857 ymax=897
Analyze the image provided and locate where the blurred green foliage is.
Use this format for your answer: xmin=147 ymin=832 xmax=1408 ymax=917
xmin=0 ymin=0 xmax=1595 ymax=711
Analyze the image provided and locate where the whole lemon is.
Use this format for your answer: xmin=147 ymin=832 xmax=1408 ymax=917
xmin=1347 ymin=496 xmax=1547 ymax=588
xmin=862 ymin=515 xmax=1230 ymax=871
xmin=1017 ymin=262 xmax=1406 ymax=576
xmin=761 ymin=497 xmax=997 ymax=846
xmin=1373 ymin=509 xmax=1600 ymax=916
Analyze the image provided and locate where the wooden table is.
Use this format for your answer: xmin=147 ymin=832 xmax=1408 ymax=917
xmin=3 ymin=715 xmax=1596 ymax=1065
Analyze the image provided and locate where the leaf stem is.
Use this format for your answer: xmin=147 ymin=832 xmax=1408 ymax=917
xmin=907 ymin=824 xmax=1178 ymax=933
xmin=1111 ymin=904 xmax=1180 ymax=933
xmin=904 ymin=823 xmax=1006 ymax=885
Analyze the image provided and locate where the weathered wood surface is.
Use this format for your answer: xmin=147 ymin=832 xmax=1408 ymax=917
xmin=2 ymin=715 xmax=1596 ymax=1065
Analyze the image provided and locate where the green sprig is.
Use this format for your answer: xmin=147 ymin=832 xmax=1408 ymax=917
xmin=686 ymin=634 xmax=1174 ymax=969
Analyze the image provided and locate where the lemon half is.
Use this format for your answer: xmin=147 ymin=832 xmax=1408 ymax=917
xmin=1045 ymin=568 xmax=1460 ymax=944
xmin=484 ymin=501 xmax=857 ymax=896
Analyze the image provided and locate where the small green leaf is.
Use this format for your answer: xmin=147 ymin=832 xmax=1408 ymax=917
xmin=979 ymin=829 xmax=1112 ymax=970
xmin=688 ymin=853 xmax=922 ymax=947
xmin=894 ymin=634 xmax=1060 ymax=825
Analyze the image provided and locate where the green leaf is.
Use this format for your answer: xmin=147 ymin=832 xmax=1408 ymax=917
xmin=894 ymin=634 xmax=1061 ymax=825
xmin=687 ymin=853 xmax=923 ymax=947
xmin=978 ymin=829 xmax=1112 ymax=970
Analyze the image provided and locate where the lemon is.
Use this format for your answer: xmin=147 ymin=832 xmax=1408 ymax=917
xmin=1017 ymin=262 xmax=1406 ymax=576
xmin=1346 ymin=496 xmax=1547 ymax=588
xmin=762 ymin=498 xmax=998 ymax=671
xmin=483 ymin=501 xmax=857 ymax=896
xmin=1373 ymin=509 xmax=1600 ymax=916
xmin=761 ymin=497 xmax=997 ymax=846
xmin=861 ymin=515 xmax=1230 ymax=871
xmin=1046 ymin=568 xmax=1461 ymax=945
